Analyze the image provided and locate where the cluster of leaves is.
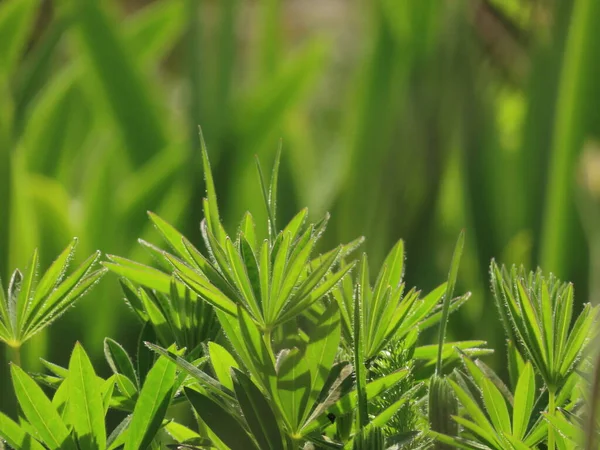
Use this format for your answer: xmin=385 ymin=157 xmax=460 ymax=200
xmin=0 ymin=141 xmax=599 ymax=450
xmin=431 ymin=263 xmax=600 ymax=450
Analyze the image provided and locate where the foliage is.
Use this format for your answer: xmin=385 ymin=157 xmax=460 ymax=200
xmin=0 ymin=240 xmax=105 ymax=350
xmin=0 ymin=138 xmax=598 ymax=450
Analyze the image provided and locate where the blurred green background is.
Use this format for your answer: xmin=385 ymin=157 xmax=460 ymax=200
xmin=2 ymin=0 xmax=600 ymax=409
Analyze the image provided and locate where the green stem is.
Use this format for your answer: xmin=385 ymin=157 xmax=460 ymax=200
xmin=436 ymin=230 xmax=465 ymax=374
xmin=548 ymin=389 xmax=556 ymax=450
xmin=8 ymin=344 xmax=21 ymax=367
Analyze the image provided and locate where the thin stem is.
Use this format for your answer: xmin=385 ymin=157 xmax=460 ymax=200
xmin=436 ymin=230 xmax=465 ymax=374
xmin=548 ymin=389 xmax=556 ymax=450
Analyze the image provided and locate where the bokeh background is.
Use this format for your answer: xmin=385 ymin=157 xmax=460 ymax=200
xmin=1 ymin=0 xmax=600 ymax=409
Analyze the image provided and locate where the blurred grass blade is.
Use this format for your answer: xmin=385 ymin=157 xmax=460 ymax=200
xmin=540 ymin=0 xmax=600 ymax=275
xmin=0 ymin=0 xmax=38 ymax=80
xmin=62 ymin=0 xmax=167 ymax=165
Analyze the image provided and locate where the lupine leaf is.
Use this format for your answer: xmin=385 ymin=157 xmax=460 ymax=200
xmin=480 ymin=377 xmax=511 ymax=435
xmin=0 ymin=411 xmax=45 ymax=450
xmin=512 ymin=362 xmax=535 ymax=440
xmin=67 ymin=343 xmax=106 ymax=450
xmin=124 ymin=355 xmax=176 ymax=450
xmin=185 ymin=388 xmax=259 ymax=450
xmin=105 ymin=338 xmax=139 ymax=388
xmin=233 ymin=368 xmax=284 ymax=450
xmin=208 ymin=341 xmax=239 ymax=391
xmin=11 ymin=365 xmax=77 ymax=450
xmin=277 ymin=347 xmax=310 ymax=431
xmin=301 ymin=302 xmax=341 ymax=425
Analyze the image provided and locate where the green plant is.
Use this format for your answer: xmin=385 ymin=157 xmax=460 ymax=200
xmin=0 ymin=342 xmax=182 ymax=450
xmin=2 ymin=139 xmax=599 ymax=450
xmin=0 ymin=240 xmax=105 ymax=364
xmin=490 ymin=262 xmax=600 ymax=449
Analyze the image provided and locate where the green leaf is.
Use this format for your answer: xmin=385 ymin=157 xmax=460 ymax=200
xmin=137 ymin=321 xmax=156 ymax=386
xmin=175 ymin=271 xmax=237 ymax=317
xmin=10 ymin=364 xmax=76 ymax=450
xmin=540 ymin=281 xmax=555 ymax=372
xmin=105 ymin=338 xmax=139 ymax=388
xmin=268 ymin=143 xmax=282 ymax=233
xmin=107 ymin=415 xmax=131 ymax=450
xmin=0 ymin=411 xmax=45 ymax=450
xmin=225 ymin=237 xmax=262 ymax=321
xmin=123 ymin=0 xmax=185 ymax=67
xmin=208 ymin=341 xmax=239 ymax=391
xmin=67 ymin=343 xmax=106 ymax=450
xmin=512 ymin=362 xmax=535 ymax=440
xmin=301 ymin=368 xmax=409 ymax=434
xmin=354 ymin=254 xmax=369 ymax=428
xmin=103 ymin=256 xmax=174 ymax=294
xmin=29 ymin=239 xmax=77 ymax=312
xmin=199 ymin=128 xmax=226 ymax=244
xmin=302 ymin=302 xmax=341 ymax=424
xmin=272 ymin=229 xmax=315 ymax=319
xmin=15 ymin=249 xmax=38 ymax=337
xmin=0 ymin=0 xmax=38 ymax=80
xmin=147 ymin=212 xmax=195 ymax=266
xmin=237 ymin=306 xmax=277 ymax=395
xmin=124 ymin=355 xmax=177 ymax=450
xmin=232 ymin=368 xmax=284 ymax=450
xmin=430 ymin=431 xmax=490 ymax=450
xmin=448 ymin=379 xmax=497 ymax=441
xmin=276 ymin=347 xmax=310 ymax=431
xmin=62 ymin=0 xmax=167 ymax=166
xmin=185 ymin=388 xmax=259 ymax=450
xmin=554 ymin=284 xmax=573 ymax=364
xmin=266 ymin=231 xmax=292 ymax=322
xmin=481 ymin=377 xmax=511 ymax=435
xmin=560 ymin=303 xmax=597 ymax=374
xmin=277 ymin=259 xmax=354 ymax=326
xmin=436 ymin=230 xmax=465 ymax=374
xmin=146 ymin=342 xmax=234 ymax=403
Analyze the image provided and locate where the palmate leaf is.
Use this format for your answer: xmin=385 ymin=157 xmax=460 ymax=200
xmin=0 ymin=239 xmax=106 ymax=347
xmin=441 ymin=354 xmax=545 ymax=450
xmin=333 ymin=239 xmax=461 ymax=361
xmin=103 ymin=143 xmax=362 ymax=371
xmin=490 ymin=261 xmax=600 ymax=392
